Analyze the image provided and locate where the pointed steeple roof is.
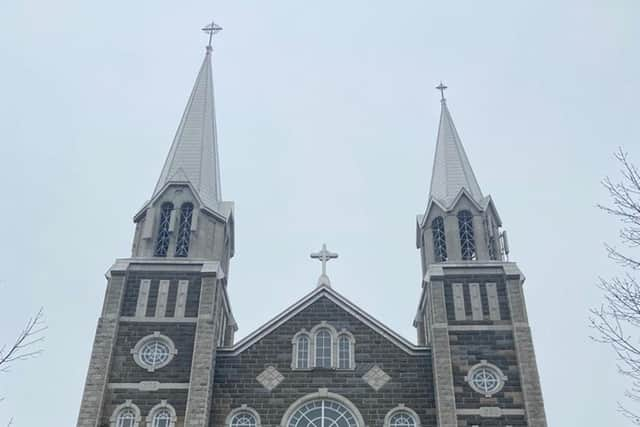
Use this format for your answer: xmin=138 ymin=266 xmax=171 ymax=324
xmin=152 ymin=46 xmax=221 ymax=209
xmin=428 ymin=96 xmax=484 ymax=208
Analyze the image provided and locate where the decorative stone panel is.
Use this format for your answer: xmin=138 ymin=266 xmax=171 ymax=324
xmin=362 ymin=365 xmax=391 ymax=391
xmin=256 ymin=366 xmax=284 ymax=391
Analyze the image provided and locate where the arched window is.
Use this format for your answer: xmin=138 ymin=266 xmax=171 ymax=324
xmin=389 ymin=412 xmax=416 ymax=427
xmin=109 ymin=401 xmax=141 ymax=427
xmin=228 ymin=407 xmax=260 ymax=427
xmin=151 ymin=409 xmax=171 ymax=427
xmin=384 ymin=406 xmax=421 ymax=427
xmin=147 ymin=401 xmax=176 ymax=427
xmin=457 ymin=210 xmax=476 ymax=260
xmin=117 ymin=409 xmax=136 ymax=427
xmin=175 ymin=203 xmax=194 ymax=257
xmin=338 ymin=334 xmax=352 ymax=369
xmin=296 ymin=335 xmax=310 ymax=369
xmin=315 ymin=329 xmax=332 ymax=368
xmin=431 ymin=216 xmax=448 ymax=262
xmin=285 ymin=397 xmax=361 ymax=427
xmin=154 ymin=203 xmax=173 ymax=257
xmin=484 ymin=215 xmax=498 ymax=260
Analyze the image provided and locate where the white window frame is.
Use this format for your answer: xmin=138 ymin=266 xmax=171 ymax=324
xmin=291 ymin=330 xmax=312 ymax=370
xmin=309 ymin=322 xmax=338 ymax=369
xmin=336 ymin=330 xmax=356 ymax=370
xmin=225 ymin=404 xmax=262 ymax=427
xmin=279 ymin=389 xmax=365 ymax=427
xmin=383 ymin=404 xmax=421 ymax=427
xmin=110 ymin=400 xmax=142 ymax=427
xmin=293 ymin=323 xmax=356 ymax=370
xmin=146 ymin=400 xmax=177 ymax=427
xmin=131 ymin=332 xmax=178 ymax=372
xmin=464 ymin=360 xmax=508 ymax=397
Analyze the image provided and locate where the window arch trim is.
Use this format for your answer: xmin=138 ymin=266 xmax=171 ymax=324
xmin=146 ymin=401 xmax=177 ymax=427
xmin=293 ymin=323 xmax=356 ymax=370
xmin=279 ymin=389 xmax=365 ymax=427
xmin=291 ymin=330 xmax=312 ymax=369
xmin=225 ymin=404 xmax=261 ymax=427
xmin=130 ymin=332 xmax=178 ymax=372
xmin=310 ymin=322 xmax=338 ymax=369
xmin=383 ymin=405 xmax=421 ymax=427
xmin=110 ymin=400 xmax=142 ymax=427
xmin=337 ymin=330 xmax=355 ymax=370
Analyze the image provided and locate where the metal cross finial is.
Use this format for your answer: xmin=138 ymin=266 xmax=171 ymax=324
xmin=202 ymin=20 xmax=223 ymax=49
xmin=310 ymin=243 xmax=338 ymax=287
xmin=436 ymin=82 xmax=448 ymax=101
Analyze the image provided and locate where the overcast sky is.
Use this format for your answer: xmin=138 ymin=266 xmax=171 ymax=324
xmin=1 ymin=1 xmax=639 ymax=425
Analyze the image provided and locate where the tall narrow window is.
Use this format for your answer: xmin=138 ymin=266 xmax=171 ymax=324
xmin=111 ymin=402 xmax=140 ymax=427
xmin=297 ymin=335 xmax=309 ymax=368
xmin=154 ymin=203 xmax=173 ymax=257
xmin=152 ymin=409 xmax=172 ymax=427
xmin=457 ymin=210 xmax=476 ymax=260
xmin=484 ymin=215 xmax=498 ymax=260
xmin=431 ymin=216 xmax=448 ymax=262
xmin=338 ymin=335 xmax=351 ymax=369
xmin=315 ymin=329 xmax=332 ymax=368
xmin=116 ymin=408 xmax=136 ymax=427
xmin=218 ymin=314 xmax=227 ymax=347
xmin=175 ymin=203 xmax=194 ymax=257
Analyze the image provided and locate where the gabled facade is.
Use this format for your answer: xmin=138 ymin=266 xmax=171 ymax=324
xmin=77 ymin=31 xmax=547 ymax=427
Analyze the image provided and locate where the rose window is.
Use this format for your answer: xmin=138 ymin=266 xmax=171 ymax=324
xmin=466 ymin=361 xmax=507 ymax=396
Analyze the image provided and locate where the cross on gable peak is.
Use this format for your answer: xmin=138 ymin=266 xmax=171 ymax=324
xmin=310 ymin=243 xmax=338 ymax=288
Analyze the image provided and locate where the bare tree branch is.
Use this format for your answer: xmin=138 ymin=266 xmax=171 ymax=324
xmin=592 ymin=148 xmax=640 ymax=423
xmin=0 ymin=307 xmax=46 ymax=373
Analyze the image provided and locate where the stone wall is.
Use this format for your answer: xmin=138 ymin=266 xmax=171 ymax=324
xmin=211 ymin=296 xmax=437 ymax=427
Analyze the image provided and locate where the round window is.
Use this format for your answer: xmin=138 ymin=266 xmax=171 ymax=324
xmin=466 ymin=361 xmax=507 ymax=396
xmin=131 ymin=332 xmax=177 ymax=372
xmin=288 ymin=399 xmax=358 ymax=427
xmin=140 ymin=340 xmax=171 ymax=368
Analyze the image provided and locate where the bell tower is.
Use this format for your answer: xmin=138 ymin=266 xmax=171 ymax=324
xmin=414 ymin=86 xmax=547 ymax=426
xmin=77 ymin=22 xmax=236 ymax=427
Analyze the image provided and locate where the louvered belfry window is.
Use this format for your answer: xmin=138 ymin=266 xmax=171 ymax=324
xmin=154 ymin=203 xmax=173 ymax=257
xmin=431 ymin=216 xmax=448 ymax=262
xmin=457 ymin=210 xmax=477 ymax=260
xmin=175 ymin=203 xmax=194 ymax=257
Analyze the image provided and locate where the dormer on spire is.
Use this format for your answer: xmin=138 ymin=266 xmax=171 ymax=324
xmin=131 ymin=22 xmax=234 ymax=264
xmin=416 ymin=86 xmax=505 ymax=271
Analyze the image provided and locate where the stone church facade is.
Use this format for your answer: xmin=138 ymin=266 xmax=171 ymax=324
xmin=77 ymin=28 xmax=547 ymax=427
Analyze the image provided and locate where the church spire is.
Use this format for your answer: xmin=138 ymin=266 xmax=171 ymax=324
xmin=152 ymin=22 xmax=223 ymax=210
xmin=428 ymin=84 xmax=484 ymax=208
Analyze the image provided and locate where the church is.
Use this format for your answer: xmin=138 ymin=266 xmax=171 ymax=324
xmin=77 ymin=23 xmax=547 ymax=427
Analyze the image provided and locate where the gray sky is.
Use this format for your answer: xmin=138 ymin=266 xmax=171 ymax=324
xmin=1 ymin=1 xmax=638 ymax=425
